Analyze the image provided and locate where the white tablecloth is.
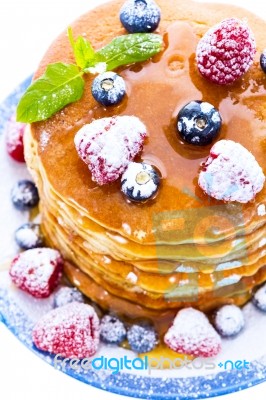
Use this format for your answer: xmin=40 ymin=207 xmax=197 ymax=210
xmin=0 ymin=0 xmax=265 ymax=398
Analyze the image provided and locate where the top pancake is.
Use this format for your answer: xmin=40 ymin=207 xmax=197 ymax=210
xmin=30 ymin=0 xmax=266 ymax=245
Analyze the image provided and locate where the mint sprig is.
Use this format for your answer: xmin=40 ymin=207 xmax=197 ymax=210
xmin=16 ymin=29 xmax=163 ymax=123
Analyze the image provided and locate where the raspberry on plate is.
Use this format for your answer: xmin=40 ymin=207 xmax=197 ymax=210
xmin=9 ymin=248 xmax=63 ymax=298
xmin=74 ymin=116 xmax=147 ymax=185
xmin=5 ymin=115 xmax=26 ymax=162
xmin=32 ymin=302 xmax=100 ymax=358
xmin=198 ymin=140 xmax=265 ymax=203
xmin=164 ymin=308 xmax=221 ymax=357
xmin=196 ymin=18 xmax=256 ymax=85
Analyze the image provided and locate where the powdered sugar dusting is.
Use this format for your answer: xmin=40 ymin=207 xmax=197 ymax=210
xmin=74 ymin=116 xmax=147 ymax=185
xmin=198 ymin=140 xmax=265 ymax=203
xmin=121 ymin=162 xmax=159 ymax=199
xmin=253 ymin=283 xmax=266 ymax=311
xmin=120 ymin=0 xmax=161 ymax=32
xmin=9 ymin=248 xmax=63 ymax=298
xmin=5 ymin=114 xmax=26 ymax=162
xmin=164 ymin=308 xmax=221 ymax=358
xmin=32 ymin=302 xmax=100 ymax=358
xmin=214 ymin=305 xmax=245 ymax=337
xmin=196 ymin=18 xmax=256 ymax=85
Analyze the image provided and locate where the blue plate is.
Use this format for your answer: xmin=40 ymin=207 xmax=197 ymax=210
xmin=0 ymin=79 xmax=266 ymax=400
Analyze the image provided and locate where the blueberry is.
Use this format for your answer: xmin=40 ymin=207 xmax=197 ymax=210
xmin=91 ymin=72 xmax=126 ymax=106
xmin=15 ymin=223 xmax=43 ymax=250
xmin=127 ymin=324 xmax=158 ymax=353
xmin=54 ymin=286 xmax=85 ymax=308
xmin=260 ymin=50 xmax=266 ymax=74
xmin=177 ymin=101 xmax=222 ymax=146
xmin=11 ymin=180 xmax=39 ymax=210
xmin=121 ymin=162 xmax=160 ymax=202
xmin=213 ymin=305 xmax=245 ymax=338
xmin=120 ymin=0 xmax=161 ymax=33
xmin=100 ymin=315 xmax=127 ymax=345
xmin=253 ymin=284 xmax=266 ymax=312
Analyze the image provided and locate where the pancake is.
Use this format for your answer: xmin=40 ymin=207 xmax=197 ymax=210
xmin=24 ymin=0 xmax=266 ymax=332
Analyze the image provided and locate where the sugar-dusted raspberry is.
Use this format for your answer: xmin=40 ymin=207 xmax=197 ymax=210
xmin=164 ymin=308 xmax=221 ymax=358
xmin=74 ymin=116 xmax=147 ymax=185
xmin=32 ymin=302 xmax=100 ymax=358
xmin=196 ymin=18 xmax=256 ymax=85
xmin=9 ymin=248 xmax=63 ymax=298
xmin=5 ymin=115 xmax=26 ymax=162
xmin=198 ymin=140 xmax=265 ymax=203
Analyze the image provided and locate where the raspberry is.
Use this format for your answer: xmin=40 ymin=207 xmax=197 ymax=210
xmin=9 ymin=248 xmax=63 ymax=298
xmin=74 ymin=116 xmax=147 ymax=185
xmin=32 ymin=302 xmax=100 ymax=358
xmin=196 ymin=18 xmax=256 ymax=85
xmin=5 ymin=115 xmax=26 ymax=162
xmin=198 ymin=140 xmax=265 ymax=203
xmin=164 ymin=308 xmax=221 ymax=358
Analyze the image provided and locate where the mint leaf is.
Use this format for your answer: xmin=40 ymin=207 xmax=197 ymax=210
xmin=96 ymin=33 xmax=163 ymax=71
xmin=68 ymin=27 xmax=95 ymax=70
xmin=16 ymin=63 xmax=84 ymax=123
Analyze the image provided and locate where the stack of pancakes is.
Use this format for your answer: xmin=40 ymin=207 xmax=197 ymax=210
xmin=24 ymin=0 xmax=266 ymax=331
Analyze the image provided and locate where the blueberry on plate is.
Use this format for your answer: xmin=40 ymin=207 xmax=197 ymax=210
xmin=177 ymin=101 xmax=222 ymax=146
xmin=15 ymin=223 xmax=43 ymax=250
xmin=100 ymin=315 xmax=127 ymax=345
xmin=121 ymin=162 xmax=160 ymax=202
xmin=127 ymin=324 xmax=158 ymax=353
xmin=54 ymin=286 xmax=85 ymax=308
xmin=213 ymin=305 xmax=245 ymax=338
xmin=11 ymin=180 xmax=39 ymax=210
xmin=253 ymin=284 xmax=266 ymax=312
xmin=260 ymin=50 xmax=266 ymax=74
xmin=91 ymin=72 xmax=126 ymax=106
xmin=120 ymin=0 xmax=161 ymax=33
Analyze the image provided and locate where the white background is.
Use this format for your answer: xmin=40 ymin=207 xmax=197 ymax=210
xmin=0 ymin=0 xmax=265 ymax=399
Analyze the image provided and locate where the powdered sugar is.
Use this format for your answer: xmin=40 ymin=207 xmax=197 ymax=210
xmin=74 ymin=116 xmax=147 ymax=185
xmin=121 ymin=162 xmax=160 ymax=200
xmin=54 ymin=286 xmax=84 ymax=308
xmin=32 ymin=302 xmax=100 ymax=358
xmin=196 ymin=18 xmax=256 ymax=85
xmin=9 ymin=248 xmax=63 ymax=298
xmin=5 ymin=114 xmax=26 ymax=162
xmin=253 ymin=284 xmax=266 ymax=312
xmin=214 ymin=305 xmax=245 ymax=337
xmin=120 ymin=0 xmax=161 ymax=33
xmin=198 ymin=140 xmax=265 ymax=203
xmin=164 ymin=308 xmax=221 ymax=358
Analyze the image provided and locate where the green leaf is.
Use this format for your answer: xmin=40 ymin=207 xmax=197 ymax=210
xmin=96 ymin=33 xmax=163 ymax=71
xmin=16 ymin=63 xmax=84 ymax=123
xmin=68 ymin=27 xmax=95 ymax=70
